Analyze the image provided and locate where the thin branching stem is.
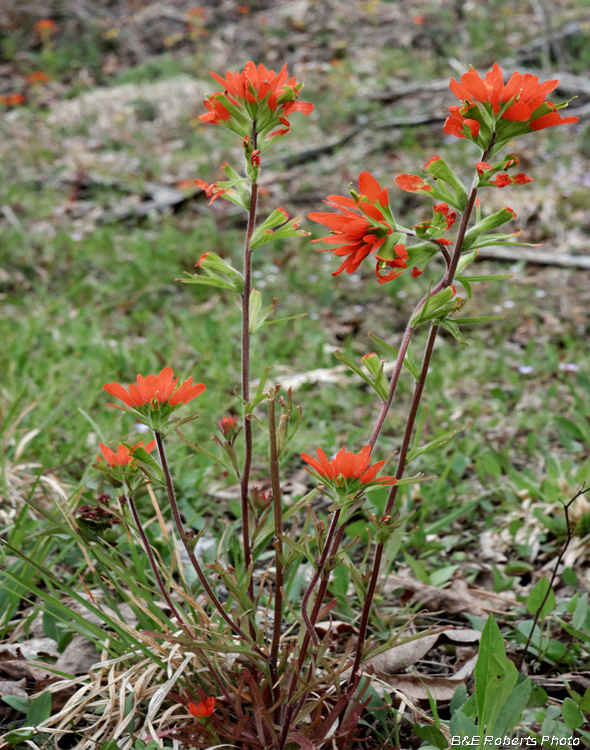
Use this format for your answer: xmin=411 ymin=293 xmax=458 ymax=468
xmin=517 ymin=483 xmax=589 ymax=670
xmin=127 ymin=495 xmax=240 ymax=713
xmin=278 ymin=524 xmax=347 ymax=750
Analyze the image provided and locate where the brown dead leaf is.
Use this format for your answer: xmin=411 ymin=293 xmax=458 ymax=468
xmin=377 ymin=655 xmax=478 ymax=701
xmin=479 ymin=530 xmax=508 ymax=563
xmin=54 ymin=634 xmax=99 ymax=675
xmin=0 ymin=638 xmax=59 ymax=660
xmin=367 ymin=634 xmax=439 ymax=674
xmin=366 ymin=629 xmax=480 ymax=674
xmin=0 ymin=677 xmax=27 ymax=698
xmin=384 ymin=575 xmax=491 ymax=617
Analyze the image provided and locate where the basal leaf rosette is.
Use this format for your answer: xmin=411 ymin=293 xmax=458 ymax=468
xmin=301 ymin=446 xmax=396 ymax=510
xmin=199 ymin=61 xmax=313 ymax=149
xmin=444 ymin=64 xmax=579 ymax=150
xmin=104 ymin=367 xmax=206 ymax=432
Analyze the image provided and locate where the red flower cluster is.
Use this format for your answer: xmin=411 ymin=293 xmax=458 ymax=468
xmin=188 ymin=696 xmax=215 ymax=718
xmin=98 ymin=440 xmax=156 ymax=468
xmin=0 ymin=94 xmax=25 ymax=106
xmin=199 ymin=61 xmax=313 ymax=141
xmin=308 ymin=171 xmax=400 ymax=276
xmin=104 ymin=367 xmax=205 ymax=412
xmin=194 ymin=178 xmax=229 ymax=203
xmin=27 ymin=71 xmax=50 ymax=84
xmin=444 ymin=64 xmax=578 ymax=139
xmin=301 ymin=445 xmax=397 ymax=494
xmin=35 ymin=19 xmax=56 ymax=38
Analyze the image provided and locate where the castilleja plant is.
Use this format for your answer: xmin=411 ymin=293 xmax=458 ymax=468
xmin=94 ymin=62 xmax=577 ymax=749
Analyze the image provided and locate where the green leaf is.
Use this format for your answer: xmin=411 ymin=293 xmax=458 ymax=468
xmin=174 ymin=431 xmax=232 ymax=472
xmin=562 ymin=697 xmax=584 ymax=729
xmin=424 ymin=497 xmax=480 ymax=535
xmin=578 ymin=687 xmax=590 ymax=712
xmin=492 ymin=676 xmax=531 ymax=738
xmin=261 ymin=312 xmax=307 ymax=330
xmin=562 ymin=567 xmax=578 ymax=586
xmin=572 ymin=593 xmax=588 ymax=630
xmin=394 ymin=473 xmax=437 ymax=488
xmin=439 ymin=319 xmax=468 ymax=345
xmin=179 ymin=273 xmax=237 ymax=291
xmin=333 ymin=350 xmax=388 ymax=399
xmin=457 ymin=277 xmax=472 ymax=298
xmin=27 ymin=690 xmax=52 ymax=726
xmin=4 ymin=728 xmax=35 ymax=743
xmin=412 ymin=723 xmax=447 ymax=749
xmin=403 ymin=551 xmax=430 ymax=584
xmin=526 ymin=577 xmax=555 ymax=619
xmin=367 ymin=332 xmax=420 ymax=380
xmin=457 ymin=273 xmax=513 ymax=283
xmin=527 ymin=683 xmax=548 ymax=708
xmin=449 ymin=708 xmax=478 ymax=739
xmin=2 ymin=695 xmax=31 ymax=714
xmin=130 ymin=446 xmax=165 ymax=480
xmin=474 ymin=615 xmax=506 ymax=730
xmin=484 ymin=653 xmax=518 ymax=733
xmin=450 ymin=684 xmax=467 ymax=716
xmin=407 ymin=420 xmax=471 ymax=464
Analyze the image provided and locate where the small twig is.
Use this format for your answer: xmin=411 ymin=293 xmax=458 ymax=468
xmin=516 ymin=483 xmax=589 ymax=671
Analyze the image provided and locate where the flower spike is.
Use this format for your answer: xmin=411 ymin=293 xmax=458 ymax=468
xmin=301 ymin=445 xmax=396 ymax=500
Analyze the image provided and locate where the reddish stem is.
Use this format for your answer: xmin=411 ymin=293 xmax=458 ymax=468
xmin=268 ymin=390 xmax=284 ymax=725
xmin=154 ymin=431 xmax=266 ymax=658
xmin=241 ymin=123 xmax=259 ymax=603
xmin=300 ymin=509 xmax=341 ymax=646
xmin=349 ymin=134 xmax=498 ymax=688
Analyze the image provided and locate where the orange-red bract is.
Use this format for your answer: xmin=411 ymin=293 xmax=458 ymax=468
xmin=98 ymin=440 xmax=156 ymax=468
xmin=188 ymin=695 xmax=215 ymax=718
xmin=446 ymin=63 xmax=578 ymax=134
xmin=301 ymin=445 xmax=396 ymax=488
xmin=308 ymin=171 xmax=396 ymax=276
xmin=104 ymin=367 xmax=205 ymax=411
xmin=199 ymin=61 xmax=313 ymax=137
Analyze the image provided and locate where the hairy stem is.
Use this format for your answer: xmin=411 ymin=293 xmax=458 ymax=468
xmin=126 ymin=493 xmax=191 ymax=636
xmin=241 ymin=123 xmax=259 ymax=602
xmin=154 ymin=431 xmax=266 ymax=657
xmin=278 ymin=524 xmax=346 ymax=750
xmin=268 ymin=390 xmax=284 ymax=723
xmin=300 ymin=509 xmax=341 ymax=646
